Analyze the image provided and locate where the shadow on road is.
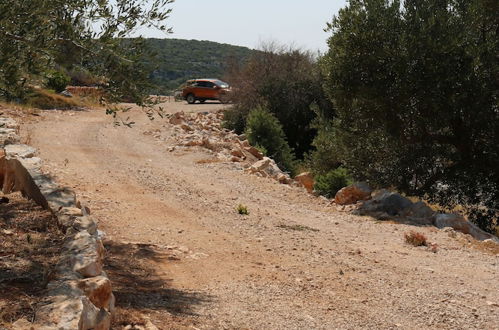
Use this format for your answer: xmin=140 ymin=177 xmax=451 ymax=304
xmin=104 ymin=240 xmax=214 ymax=327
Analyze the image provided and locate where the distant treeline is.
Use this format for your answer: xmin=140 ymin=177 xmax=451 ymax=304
xmin=143 ymin=38 xmax=254 ymax=94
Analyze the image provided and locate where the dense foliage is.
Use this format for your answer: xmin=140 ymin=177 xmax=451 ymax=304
xmin=0 ymin=0 xmax=173 ymax=104
xmin=319 ymin=0 xmax=498 ymax=231
xmin=224 ymin=44 xmax=333 ymax=159
xmin=145 ymin=38 xmax=254 ymax=93
xmin=245 ymin=106 xmax=296 ymax=173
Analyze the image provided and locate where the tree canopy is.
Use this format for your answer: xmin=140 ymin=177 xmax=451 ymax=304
xmin=319 ymin=0 xmax=498 ymax=231
xmin=0 ymin=0 xmax=173 ymax=103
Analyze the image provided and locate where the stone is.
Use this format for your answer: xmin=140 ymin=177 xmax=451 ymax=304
xmin=169 ymin=112 xmax=185 ymax=125
xmin=276 ymin=173 xmax=291 ymax=184
xmin=335 ymin=182 xmax=372 ymax=205
xmin=434 ymin=213 xmax=499 ymax=242
xmin=4 ymin=144 xmax=37 ymax=158
xmin=77 ymin=276 xmax=113 ymax=309
xmin=244 ymin=146 xmax=264 ymax=160
xmin=230 ymin=148 xmax=245 ymax=158
xmin=67 ymin=232 xmax=105 ymax=278
xmin=180 ymin=123 xmax=193 ymax=132
xmin=246 ymin=157 xmax=272 ymax=173
xmin=73 ymin=216 xmax=98 ymax=235
xmin=11 ymin=318 xmax=34 ymax=330
xmin=184 ymin=139 xmax=203 ymax=147
xmin=35 ymin=296 xmax=111 ymax=330
xmin=0 ymin=117 xmax=19 ymax=129
xmin=295 ymin=172 xmax=314 ymax=193
xmin=0 ymin=127 xmax=20 ymax=145
xmin=0 ymin=157 xmax=48 ymax=209
xmin=402 ymin=201 xmax=434 ymax=219
xmin=230 ymin=156 xmax=243 ymax=162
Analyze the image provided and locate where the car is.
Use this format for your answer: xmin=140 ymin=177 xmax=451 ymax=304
xmin=181 ymin=78 xmax=231 ymax=104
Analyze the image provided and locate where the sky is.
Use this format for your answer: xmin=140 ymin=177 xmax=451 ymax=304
xmin=141 ymin=0 xmax=348 ymax=52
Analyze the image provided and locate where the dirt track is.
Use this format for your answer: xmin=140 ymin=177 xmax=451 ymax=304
xmin=23 ymin=101 xmax=499 ymax=329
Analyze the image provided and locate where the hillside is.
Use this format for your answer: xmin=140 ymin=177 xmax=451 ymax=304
xmin=144 ymin=38 xmax=254 ymax=93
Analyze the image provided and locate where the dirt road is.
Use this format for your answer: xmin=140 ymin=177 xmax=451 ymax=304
xmin=23 ymin=101 xmax=498 ymax=329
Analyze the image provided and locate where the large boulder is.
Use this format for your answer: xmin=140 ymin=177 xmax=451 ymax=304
xmin=295 ymin=172 xmax=314 ymax=193
xmin=335 ymin=182 xmax=372 ymax=205
xmin=356 ymin=190 xmax=412 ymax=218
xmin=433 ymin=213 xmax=499 ymax=242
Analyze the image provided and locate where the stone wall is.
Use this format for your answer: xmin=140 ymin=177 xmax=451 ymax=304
xmin=0 ymin=116 xmax=113 ymax=329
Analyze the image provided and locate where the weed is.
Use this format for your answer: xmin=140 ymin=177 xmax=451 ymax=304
xmin=237 ymin=204 xmax=249 ymax=215
xmin=404 ymin=230 xmax=428 ymax=247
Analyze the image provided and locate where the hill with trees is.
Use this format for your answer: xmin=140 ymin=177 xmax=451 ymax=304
xmin=144 ymin=38 xmax=255 ymax=94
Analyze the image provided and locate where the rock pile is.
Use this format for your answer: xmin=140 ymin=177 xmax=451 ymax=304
xmin=164 ymin=111 xmax=293 ymax=184
xmin=0 ymin=116 xmax=114 ymax=329
xmin=337 ymin=183 xmax=498 ymax=243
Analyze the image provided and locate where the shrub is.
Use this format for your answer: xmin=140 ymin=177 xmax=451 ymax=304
xmin=245 ymin=106 xmax=295 ymax=173
xmin=237 ymin=204 xmax=249 ymax=215
xmin=404 ymin=231 xmax=428 ymax=247
xmin=222 ymin=105 xmax=247 ymax=134
xmin=45 ymin=70 xmax=70 ymax=93
xmin=313 ymin=167 xmax=352 ymax=198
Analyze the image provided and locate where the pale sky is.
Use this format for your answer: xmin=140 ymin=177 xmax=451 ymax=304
xmin=141 ymin=0 xmax=347 ymax=52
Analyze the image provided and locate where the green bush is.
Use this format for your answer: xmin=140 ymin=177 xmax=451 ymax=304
xmin=245 ymin=106 xmax=295 ymax=174
xmin=313 ymin=167 xmax=353 ymax=198
xmin=45 ymin=71 xmax=70 ymax=93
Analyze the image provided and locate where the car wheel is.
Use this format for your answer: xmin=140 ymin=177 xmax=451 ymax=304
xmin=186 ymin=94 xmax=196 ymax=104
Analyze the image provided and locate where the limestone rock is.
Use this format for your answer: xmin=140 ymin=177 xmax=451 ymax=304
xmin=335 ymin=182 xmax=372 ymax=205
xmin=169 ymin=112 xmax=185 ymax=125
xmin=244 ymin=146 xmax=264 ymax=160
xmin=67 ymin=232 xmax=105 ymax=278
xmin=35 ymin=296 xmax=111 ymax=330
xmin=73 ymin=216 xmax=98 ymax=235
xmin=0 ymin=127 xmax=20 ymax=145
xmin=0 ymin=117 xmax=19 ymax=129
xmin=230 ymin=148 xmax=245 ymax=159
xmin=77 ymin=276 xmax=113 ymax=309
xmin=434 ymin=213 xmax=499 ymax=242
xmin=5 ymin=144 xmax=37 ymax=158
xmin=295 ymin=172 xmax=314 ymax=193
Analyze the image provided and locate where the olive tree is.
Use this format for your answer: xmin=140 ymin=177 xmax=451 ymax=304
xmin=0 ymin=0 xmax=173 ymax=105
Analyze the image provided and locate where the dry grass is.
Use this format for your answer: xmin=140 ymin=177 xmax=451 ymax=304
xmin=404 ymin=230 xmax=428 ymax=247
xmin=0 ymin=192 xmax=63 ymax=327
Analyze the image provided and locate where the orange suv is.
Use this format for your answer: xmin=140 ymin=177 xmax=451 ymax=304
xmin=182 ymin=79 xmax=231 ymax=104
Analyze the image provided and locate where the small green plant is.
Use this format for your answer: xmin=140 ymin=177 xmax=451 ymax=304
xmin=237 ymin=204 xmax=249 ymax=215
xmin=404 ymin=231 xmax=428 ymax=247
xmin=313 ymin=167 xmax=353 ymax=198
